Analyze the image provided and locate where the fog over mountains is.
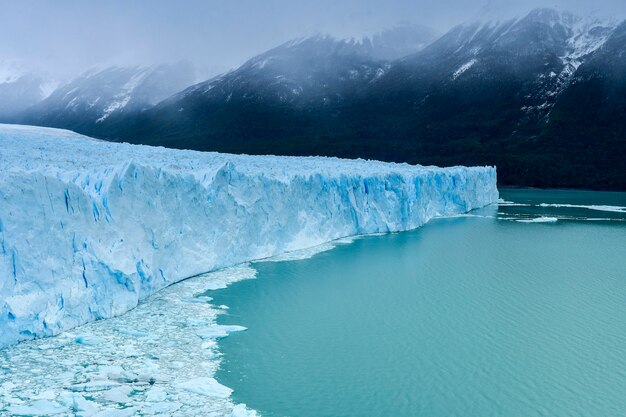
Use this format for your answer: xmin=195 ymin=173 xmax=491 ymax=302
xmin=16 ymin=62 xmax=197 ymax=130
xmin=3 ymin=8 xmax=626 ymax=190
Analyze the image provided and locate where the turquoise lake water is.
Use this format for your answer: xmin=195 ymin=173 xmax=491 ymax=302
xmin=211 ymin=189 xmax=626 ymax=417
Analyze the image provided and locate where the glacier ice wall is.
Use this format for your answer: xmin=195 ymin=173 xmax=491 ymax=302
xmin=0 ymin=124 xmax=498 ymax=347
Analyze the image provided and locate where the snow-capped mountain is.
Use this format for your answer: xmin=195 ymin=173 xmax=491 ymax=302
xmin=394 ymin=8 xmax=617 ymax=120
xmin=16 ymin=61 xmax=196 ymax=134
xmin=174 ymin=26 xmax=434 ymax=107
xmin=8 ymin=9 xmax=626 ymax=190
xmin=5 ymin=24 xmax=435 ymax=135
xmin=0 ymin=60 xmax=57 ymax=119
xmin=107 ymin=25 xmax=437 ymax=149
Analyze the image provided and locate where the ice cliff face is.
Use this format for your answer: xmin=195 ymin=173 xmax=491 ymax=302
xmin=0 ymin=124 xmax=498 ymax=347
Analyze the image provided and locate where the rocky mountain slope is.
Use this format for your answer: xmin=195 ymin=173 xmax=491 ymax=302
xmin=13 ymin=61 xmax=196 ymax=136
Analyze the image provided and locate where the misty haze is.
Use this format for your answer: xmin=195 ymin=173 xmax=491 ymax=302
xmin=0 ymin=1 xmax=625 ymax=416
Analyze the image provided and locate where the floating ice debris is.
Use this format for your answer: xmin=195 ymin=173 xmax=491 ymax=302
xmin=58 ymin=392 xmax=99 ymax=415
xmin=230 ymin=404 xmax=259 ymax=417
xmin=145 ymin=386 xmax=168 ymax=402
xmin=69 ymin=380 xmax=122 ymax=393
xmin=7 ymin=400 xmax=67 ymax=416
xmin=499 ymin=199 xmax=626 ymax=213
xmin=537 ymin=203 xmax=626 ymax=213
xmin=75 ymin=335 xmax=105 ymax=345
xmin=498 ymin=199 xmax=532 ymax=207
xmin=91 ymin=407 xmax=138 ymax=417
xmin=141 ymin=401 xmax=182 ymax=414
xmin=196 ymin=325 xmax=247 ymax=340
xmin=585 ymin=218 xmax=626 ymax=222
xmin=438 ymin=213 xmax=495 ymax=219
xmin=103 ymin=386 xmax=133 ymax=404
xmin=116 ymin=328 xmax=148 ymax=337
xmin=175 ymin=377 xmax=233 ymax=398
xmin=258 ymin=242 xmax=337 ymax=263
xmin=516 ymin=217 xmax=559 ymax=223
xmin=32 ymin=389 xmax=56 ymax=400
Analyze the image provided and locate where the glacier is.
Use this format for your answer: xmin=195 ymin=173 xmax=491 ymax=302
xmin=0 ymin=123 xmax=498 ymax=347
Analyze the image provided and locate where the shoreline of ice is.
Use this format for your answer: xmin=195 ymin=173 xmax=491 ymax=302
xmin=0 ymin=262 xmax=260 ymax=416
xmin=0 ymin=237 xmax=381 ymax=417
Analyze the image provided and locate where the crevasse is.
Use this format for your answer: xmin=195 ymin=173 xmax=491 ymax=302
xmin=0 ymin=124 xmax=498 ymax=347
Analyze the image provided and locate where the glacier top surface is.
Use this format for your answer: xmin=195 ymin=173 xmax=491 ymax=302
xmin=0 ymin=123 xmax=488 ymax=181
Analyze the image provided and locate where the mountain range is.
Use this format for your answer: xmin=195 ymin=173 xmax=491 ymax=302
xmin=4 ymin=10 xmax=625 ymax=190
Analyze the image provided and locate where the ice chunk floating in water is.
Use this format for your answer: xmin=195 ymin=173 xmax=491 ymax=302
xmin=517 ymin=217 xmax=559 ymax=223
xmin=0 ymin=124 xmax=498 ymax=346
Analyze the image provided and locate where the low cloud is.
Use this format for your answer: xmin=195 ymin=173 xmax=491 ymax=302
xmin=1 ymin=0 xmax=623 ymax=81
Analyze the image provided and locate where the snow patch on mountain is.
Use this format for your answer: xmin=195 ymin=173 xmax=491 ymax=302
xmin=554 ymin=15 xmax=616 ymax=84
xmin=96 ymin=68 xmax=152 ymax=122
xmin=97 ymin=96 xmax=132 ymax=123
xmin=513 ymin=11 xmax=617 ymax=118
xmin=453 ymin=59 xmax=477 ymax=80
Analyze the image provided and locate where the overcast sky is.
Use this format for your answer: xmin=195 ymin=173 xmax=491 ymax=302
xmin=1 ymin=0 xmax=624 ymax=81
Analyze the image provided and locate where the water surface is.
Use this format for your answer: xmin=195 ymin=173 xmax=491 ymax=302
xmin=212 ymin=189 xmax=626 ymax=417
